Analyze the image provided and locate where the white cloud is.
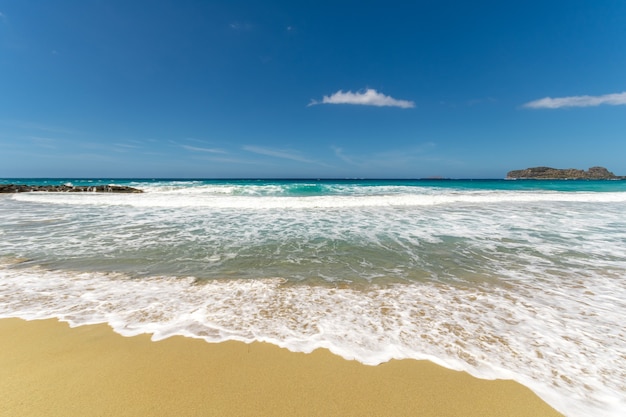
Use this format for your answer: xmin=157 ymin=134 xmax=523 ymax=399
xmin=523 ymin=92 xmax=626 ymax=109
xmin=309 ymin=88 xmax=415 ymax=108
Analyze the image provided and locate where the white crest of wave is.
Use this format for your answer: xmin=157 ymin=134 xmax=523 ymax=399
xmin=12 ymin=190 xmax=626 ymax=209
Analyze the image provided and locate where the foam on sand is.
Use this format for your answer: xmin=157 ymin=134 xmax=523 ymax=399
xmin=0 ymin=318 xmax=563 ymax=417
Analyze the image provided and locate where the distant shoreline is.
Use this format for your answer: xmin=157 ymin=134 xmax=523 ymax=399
xmin=0 ymin=184 xmax=143 ymax=193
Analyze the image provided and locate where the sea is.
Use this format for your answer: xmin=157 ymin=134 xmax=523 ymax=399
xmin=1 ymin=178 xmax=625 ymax=417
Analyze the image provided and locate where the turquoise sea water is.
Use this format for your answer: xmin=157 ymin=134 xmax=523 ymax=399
xmin=1 ymin=178 xmax=625 ymax=417
xmin=3 ymin=177 xmax=626 ymax=192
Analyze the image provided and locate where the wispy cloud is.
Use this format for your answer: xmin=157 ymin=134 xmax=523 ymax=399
xmin=331 ymin=146 xmax=356 ymax=165
xmin=332 ymin=143 xmax=436 ymax=168
xmin=243 ymin=145 xmax=320 ymax=164
xmin=523 ymin=92 xmax=626 ymax=109
xmin=110 ymin=142 xmax=144 ymax=153
xmin=0 ymin=119 xmax=78 ymax=134
xmin=182 ymin=145 xmax=227 ymax=154
xmin=28 ymin=136 xmax=58 ymax=149
xmin=229 ymin=22 xmax=253 ymax=31
xmin=114 ymin=143 xmax=140 ymax=149
xmin=194 ymin=156 xmax=262 ymax=165
xmin=468 ymin=97 xmax=497 ymax=106
xmin=309 ymin=88 xmax=415 ymax=108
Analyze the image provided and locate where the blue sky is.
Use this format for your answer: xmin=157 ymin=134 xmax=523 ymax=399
xmin=1 ymin=0 xmax=625 ymax=178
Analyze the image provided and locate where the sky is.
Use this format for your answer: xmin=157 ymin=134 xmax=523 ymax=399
xmin=1 ymin=0 xmax=625 ymax=179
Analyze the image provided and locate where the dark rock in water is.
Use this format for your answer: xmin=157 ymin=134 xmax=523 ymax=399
xmin=0 ymin=184 xmax=143 ymax=193
xmin=506 ymin=166 xmax=624 ymax=180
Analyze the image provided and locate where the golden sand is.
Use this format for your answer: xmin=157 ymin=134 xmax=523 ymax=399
xmin=0 ymin=318 xmax=562 ymax=417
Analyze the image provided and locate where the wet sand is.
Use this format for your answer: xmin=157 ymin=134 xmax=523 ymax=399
xmin=0 ymin=318 xmax=562 ymax=417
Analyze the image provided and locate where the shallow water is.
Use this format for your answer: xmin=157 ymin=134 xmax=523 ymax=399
xmin=1 ymin=179 xmax=625 ymax=417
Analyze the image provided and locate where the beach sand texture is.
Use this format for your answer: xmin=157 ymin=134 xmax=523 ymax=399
xmin=0 ymin=318 xmax=562 ymax=417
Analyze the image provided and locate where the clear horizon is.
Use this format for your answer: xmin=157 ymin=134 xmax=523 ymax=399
xmin=1 ymin=1 xmax=625 ymax=178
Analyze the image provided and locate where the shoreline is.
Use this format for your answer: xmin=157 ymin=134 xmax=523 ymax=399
xmin=0 ymin=318 xmax=563 ymax=417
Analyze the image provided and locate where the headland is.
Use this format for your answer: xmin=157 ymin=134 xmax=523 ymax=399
xmin=506 ymin=166 xmax=624 ymax=180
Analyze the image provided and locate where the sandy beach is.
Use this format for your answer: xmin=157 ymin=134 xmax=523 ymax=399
xmin=0 ymin=318 xmax=562 ymax=417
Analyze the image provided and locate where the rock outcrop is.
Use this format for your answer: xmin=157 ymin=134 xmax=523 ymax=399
xmin=0 ymin=184 xmax=143 ymax=193
xmin=506 ymin=166 xmax=624 ymax=180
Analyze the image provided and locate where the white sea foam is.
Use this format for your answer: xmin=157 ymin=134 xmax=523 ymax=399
xmin=11 ymin=189 xmax=626 ymax=209
xmin=0 ymin=262 xmax=624 ymax=417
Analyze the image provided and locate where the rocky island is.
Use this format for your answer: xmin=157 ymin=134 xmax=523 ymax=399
xmin=0 ymin=184 xmax=143 ymax=193
xmin=506 ymin=166 xmax=625 ymax=180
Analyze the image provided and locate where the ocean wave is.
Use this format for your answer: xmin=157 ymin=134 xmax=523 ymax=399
xmin=11 ymin=189 xmax=626 ymax=209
